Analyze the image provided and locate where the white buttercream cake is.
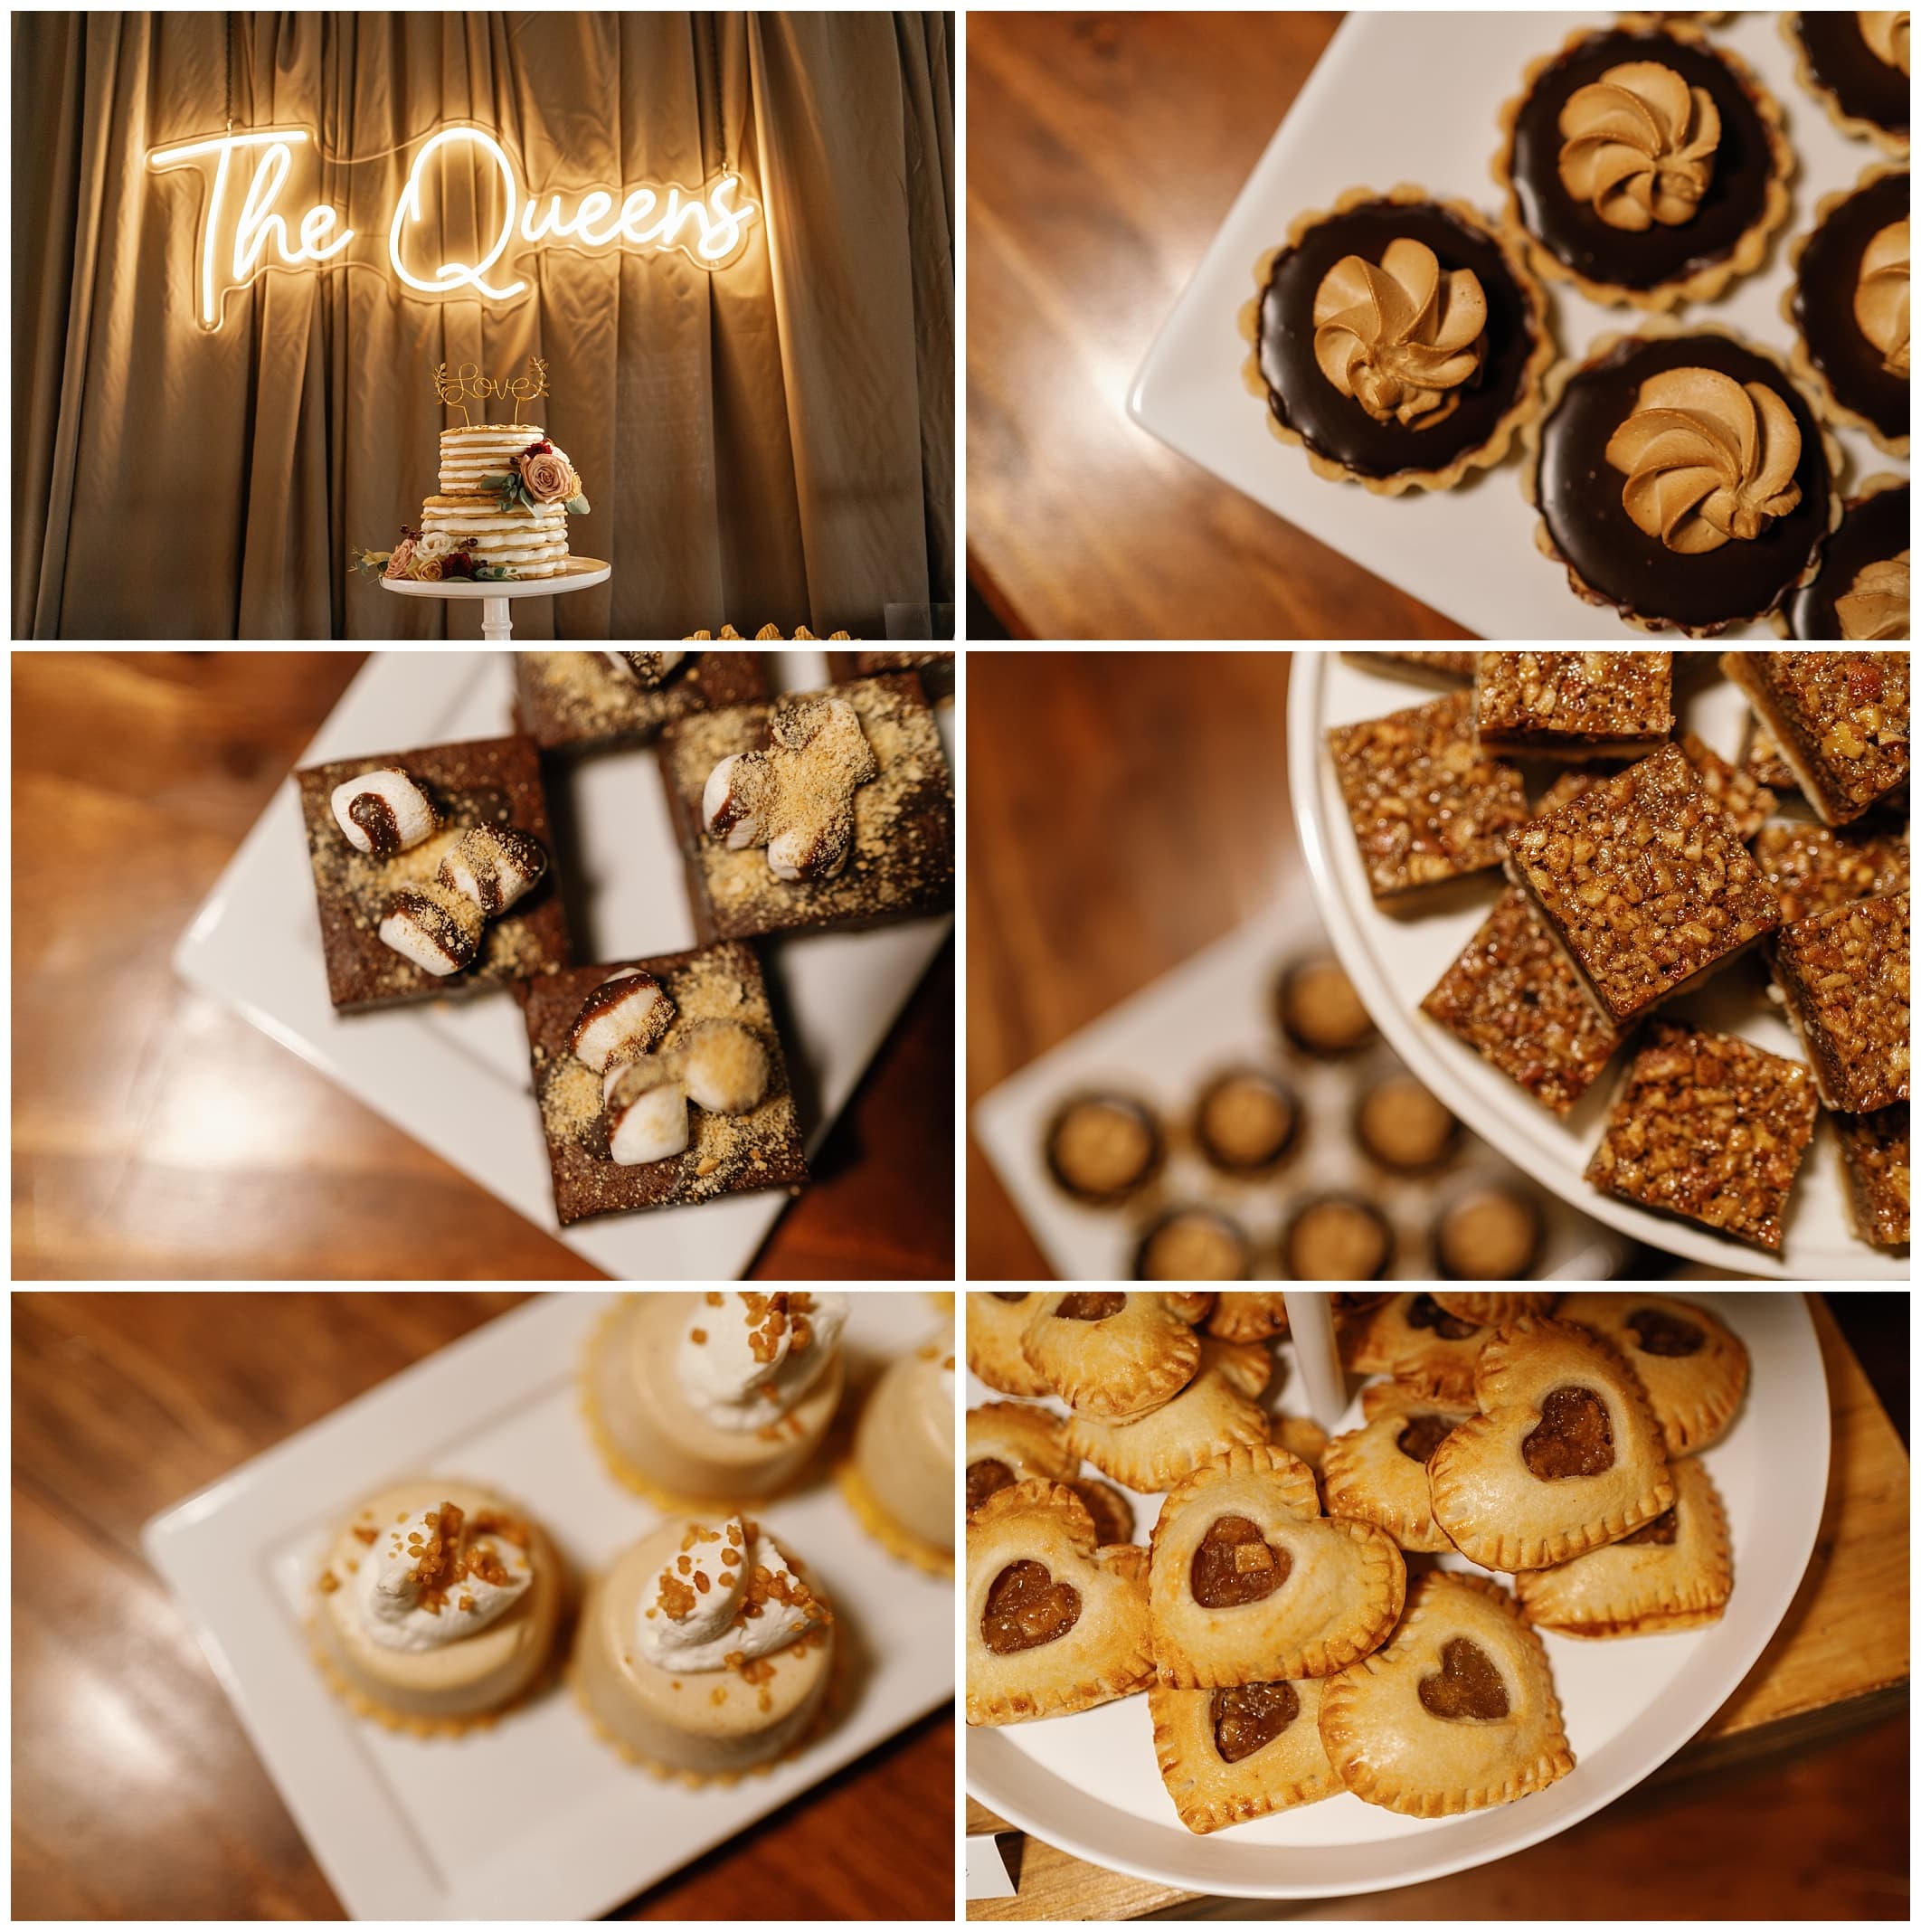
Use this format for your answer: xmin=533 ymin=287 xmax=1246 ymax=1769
xmin=419 ymin=423 xmax=571 ymax=579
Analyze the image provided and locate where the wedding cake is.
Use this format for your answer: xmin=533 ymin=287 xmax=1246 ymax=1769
xmin=417 ymin=423 xmax=581 ymax=580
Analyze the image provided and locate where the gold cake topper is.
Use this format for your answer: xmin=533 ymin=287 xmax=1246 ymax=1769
xmin=432 ymin=355 xmax=551 ymax=427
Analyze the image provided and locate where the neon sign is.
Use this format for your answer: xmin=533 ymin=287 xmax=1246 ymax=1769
xmin=147 ymin=122 xmax=759 ymax=331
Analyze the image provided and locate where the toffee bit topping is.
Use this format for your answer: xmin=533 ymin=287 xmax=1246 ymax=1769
xmin=380 ymin=1501 xmax=531 ymax=1619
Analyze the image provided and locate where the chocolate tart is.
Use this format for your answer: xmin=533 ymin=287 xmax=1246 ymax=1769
xmin=293 ymin=734 xmax=570 ymax=1013
xmin=1780 ymin=478 xmax=1911 ymax=641
xmin=513 ymin=650 xmax=768 ymax=753
xmin=657 ymin=673 xmax=955 ymax=942
xmin=1496 ymin=23 xmax=1792 ymax=309
xmin=1523 ymin=322 xmax=1841 ymax=637
xmin=1781 ymin=11 xmax=1910 ymax=156
xmin=1784 ymin=164 xmax=1910 ymax=457
xmin=522 ymin=942 xmax=808 ymax=1226
xmin=1238 ymin=185 xmax=1552 ymax=496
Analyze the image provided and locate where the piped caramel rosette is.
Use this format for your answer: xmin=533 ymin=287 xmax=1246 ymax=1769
xmin=1312 ymin=240 xmax=1488 ymax=429
xmin=1835 ymin=552 xmax=1911 ymax=639
xmin=1558 ymin=61 xmax=1720 ymax=230
xmin=1604 ymin=366 xmax=1803 ymax=554
xmin=1859 ymin=11 xmax=1911 ymax=75
xmin=1853 ymin=218 xmax=1910 ymax=379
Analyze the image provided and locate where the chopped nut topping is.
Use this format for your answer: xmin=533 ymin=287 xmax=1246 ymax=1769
xmin=1723 ymin=651 xmax=1910 ymax=826
xmin=1770 ymin=891 xmax=1910 ymax=1113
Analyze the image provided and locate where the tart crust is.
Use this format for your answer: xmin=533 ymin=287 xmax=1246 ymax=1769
xmin=1520 ymin=317 xmax=1842 ymax=638
xmin=1779 ymin=10 xmax=1911 ymax=157
xmin=1782 ymin=163 xmax=1911 ymax=459
xmin=1494 ymin=22 xmax=1793 ymax=311
xmin=1238 ymin=183 xmax=1554 ymax=497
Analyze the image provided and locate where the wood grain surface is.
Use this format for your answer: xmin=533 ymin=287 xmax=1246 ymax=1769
xmin=967 ymin=11 xmax=1475 ymax=640
xmin=11 ymin=1290 xmax=955 ymax=1920
xmin=11 ymin=651 xmax=952 ymax=1281
xmin=967 ymin=1293 xmax=1910 ymax=1920
xmin=966 ymin=649 xmax=1301 ymax=1275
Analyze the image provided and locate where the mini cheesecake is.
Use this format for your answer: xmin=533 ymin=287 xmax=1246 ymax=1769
xmin=573 ymin=1516 xmax=834 ymax=1777
xmin=311 ymin=1482 xmax=564 ymax=1732
xmin=842 ymin=1321 xmax=955 ymax=1572
xmin=583 ymin=1293 xmax=847 ymax=1503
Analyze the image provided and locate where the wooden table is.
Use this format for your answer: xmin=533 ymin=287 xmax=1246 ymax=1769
xmin=967 ymin=11 xmax=1473 ymax=640
xmin=11 ymin=652 xmax=952 ymax=1280
xmin=968 ymin=1293 xmax=1910 ymax=1920
xmin=966 ymin=649 xmax=1301 ymax=1275
xmin=12 ymin=1290 xmax=955 ymax=1920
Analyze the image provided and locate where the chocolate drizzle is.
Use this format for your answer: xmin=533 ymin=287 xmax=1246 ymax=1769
xmin=1784 ymin=484 xmax=1911 ymax=639
xmin=1509 ymin=28 xmax=1775 ymax=293
xmin=1537 ymin=332 xmax=1831 ymax=630
xmin=1795 ymin=11 xmax=1911 ymax=137
xmin=1792 ymin=168 xmax=1910 ymax=443
xmin=1256 ymin=199 xmax=1538 ymax=480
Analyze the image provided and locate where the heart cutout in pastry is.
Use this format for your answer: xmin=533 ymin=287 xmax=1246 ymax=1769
xmin=1150 ymin=1444 xmax=1405 ymax=1688
xmin=1558 ymin=1292 xmax=1750 ymax=1455
xmin=1428 ymin=1313 xmax=1674 ymax=1571
xmin=1213 ymin=1680 xmax=1300 ymax=1760
xmin=982 ymin=1560 xmax=1083 ymax=1653
xmin=967 ymin=1478 xmax=1154 ymax=1725
xmin=1322 ymin=1380 xmax=1476 ymax=1555
xmin=1022 ymin=1292 xmax=1207 ymax=1420
xmin=1320 ymin=1569 xmax=1574 ymax=1816
xmin=1149 ymin=1672 xmax=1342 ymax=1834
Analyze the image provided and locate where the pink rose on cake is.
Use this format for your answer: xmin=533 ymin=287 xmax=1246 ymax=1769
xmin=521 ymin=448 xmax=575 ymax=505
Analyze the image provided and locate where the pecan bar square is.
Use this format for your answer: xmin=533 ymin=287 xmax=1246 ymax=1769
xmin=1420 ymin=888 xmax=1623 ymax=1114
xmin=1474 ymin=651 xmax=1674 ymax=760
xmin=1752 ymin=821 xmax=1910 ymax=925
xmin=1835 ymin=1106 xmax=1910 ymax=1250
xmin=1528 ymin=734 xmax=1772 ymax=842
xmin=1769 ymin=890 xmax=1910 ymax=1113
xmin=1326 ymin=689 xmax=1529 ymax=897
xmin=1722 ymin=650 xmax=1910 ymax=825
xmin=1585 ymin=1023 xmax=1818 ymax=1252
xmin=1504 ymin=743 xmax=1782 ymax=1028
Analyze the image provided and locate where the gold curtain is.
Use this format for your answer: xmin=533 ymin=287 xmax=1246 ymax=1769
xmin=12 ymin=10 xmax=954 ymax=639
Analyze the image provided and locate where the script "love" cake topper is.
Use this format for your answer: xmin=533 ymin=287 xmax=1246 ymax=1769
xmin=147 ymin=121 xmax=760 ymax=333
xmin=434 ymin=355 xmax=552 ymax=428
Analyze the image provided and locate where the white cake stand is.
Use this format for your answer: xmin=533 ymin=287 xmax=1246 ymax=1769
xmin=380 ymin=555 xmax=610 ymax=640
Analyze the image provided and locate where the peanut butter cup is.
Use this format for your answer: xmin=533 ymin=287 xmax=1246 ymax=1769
xmin=1524 ymin=323 xmax=1839 ymax=636
xmin=1784 ymin=164 xmax=1909 ymax=456
xmin=1496 ymin=23 xmax=1791 ymax=309
xmin=1239 ymin=185 xmax=1551 ymax=495
xmin=1781 ymin=478 xmax=1910 ymax=641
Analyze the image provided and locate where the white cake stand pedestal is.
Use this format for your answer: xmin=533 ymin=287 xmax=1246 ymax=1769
xmin=380 ymin=555 xmax=610 ymax=640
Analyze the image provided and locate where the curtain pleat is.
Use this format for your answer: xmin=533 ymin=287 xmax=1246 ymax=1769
xmin=11 ymin=10 xmax=953 ymax=639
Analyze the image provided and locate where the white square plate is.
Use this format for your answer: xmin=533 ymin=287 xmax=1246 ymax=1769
xmin=141 ymin=1290 xmax=955 ymax=1920
xmin=1128 ymin=11 xmax=1905 ymax=639
xmin=172 ymin=650 xmax=953 ymax=1279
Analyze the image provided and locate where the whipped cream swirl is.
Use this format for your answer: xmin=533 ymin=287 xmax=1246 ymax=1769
xmin=1605 ymin=365 xmax=1803 ymax=554
xmin=636 ymin=1517 xmax=826 ymax=1672
xmin=354 ymin=1501 xmax=533 ymax=1653
xmin=1311 ymin=238 xmax=1487 ymax=429
xmin=1836 ymin=551 xmax=1910 ymax=640
xmin=678 ymin=1292 xmax=848 ymax=1433
xmin=1853 ymin=217 xmax=1910 ymax=380
xmin=1557 ymin=61 xmax=1720 ymax=232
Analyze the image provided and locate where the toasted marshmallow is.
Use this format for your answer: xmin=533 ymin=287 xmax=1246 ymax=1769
xmin=568 ymin=968 xmax=676 ymax=1074
xmin=679 ymin=1019 xmax=770 ymax=1115
xmin=702 ymin=753 xmax=771 ymax=849
xmin=331 ymin=767 xmax=438 ymax=856
xmin=601 ymin=650 xmax=685 ymax=687
xmin=439 ymin=824 xmax=546 ymax=916
xmin=378 ymin=884 xmax=483 ymax=975
xmin=603 ymin=1057 xmax=689 ymax=1165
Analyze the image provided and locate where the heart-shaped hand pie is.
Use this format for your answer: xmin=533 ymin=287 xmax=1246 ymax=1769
xmin=966 ymin=1292 xmax=1053 ymax=1397
xmin=1149 ymin=1444 xmax=1406 ymax=1688
xmin=1149 ymin=1673 xmax=1341 ymax=1834
xmin=1515 ymin=1452 xmax=1734 ymax=1638
xmin=1428 ymin=1313 xmax=1675 ymax=1571
xmin=1344 ymin=1292 xmax=1490 ymax=1405
xmin=965 ymin=1402 xmax=1078 ymax=1516
xmin=1319 ymin=1570 xmax=1575 ymax=1816
xmin=1066 ymin=1339 xmax=1273 ymax=1492
xmin=1022 ymin=1292 xmax=1210 ymax=1421
xmin=1558 ymin=1291 xmax=1750 ymax=1455
xmin=1321 ymin=1379 xmax=1477 ymax=1554
xmin=967 ymin=1478 xmax=1154 ymax=1725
